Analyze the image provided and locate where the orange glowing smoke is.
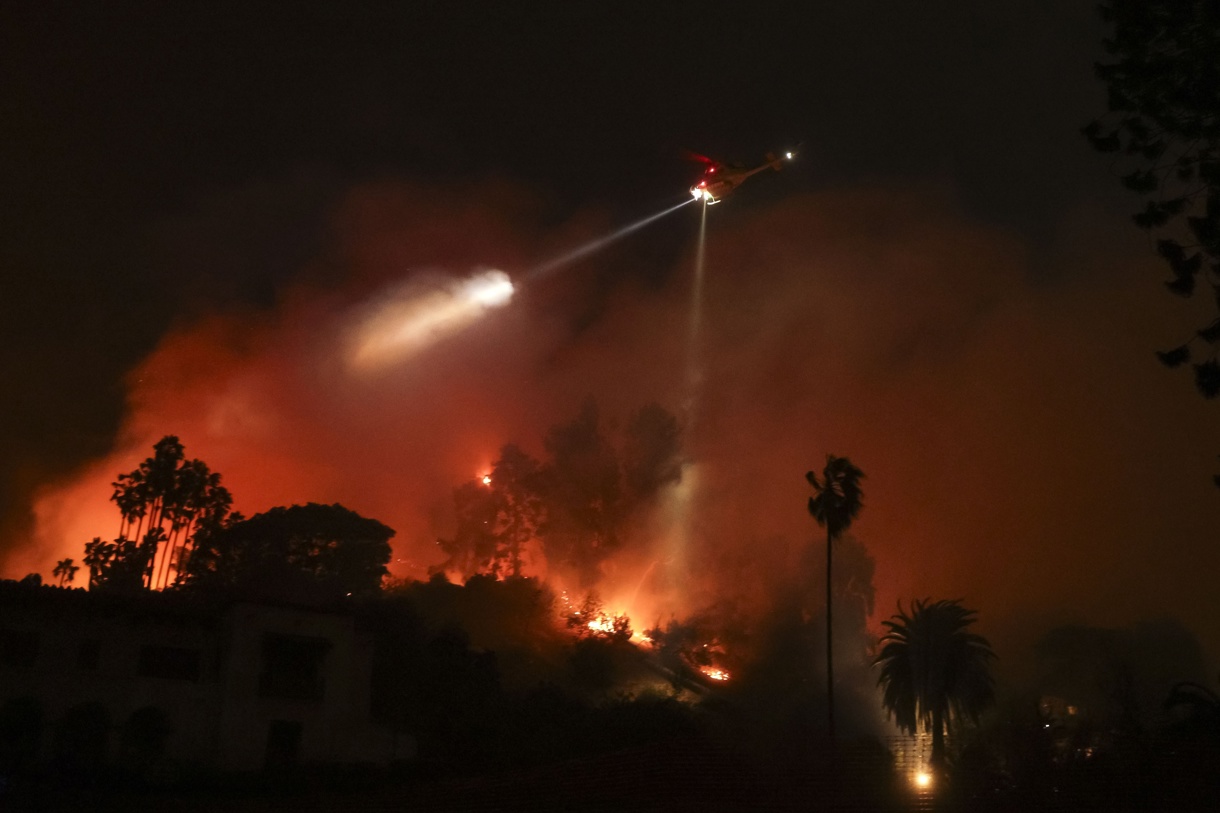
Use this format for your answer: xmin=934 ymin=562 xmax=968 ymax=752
xmin=10 ymin=180 xmax=1220 ymax=665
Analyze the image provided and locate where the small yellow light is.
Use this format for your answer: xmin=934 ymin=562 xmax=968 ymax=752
xmin=914 ymin=771 xmax=933 ymax=789
xmin=481 ymin=475 xmax=492 ymax=485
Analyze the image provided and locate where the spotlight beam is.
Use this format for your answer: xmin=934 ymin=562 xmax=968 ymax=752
xmin=525 ymin=197 xmax=695 ymax=282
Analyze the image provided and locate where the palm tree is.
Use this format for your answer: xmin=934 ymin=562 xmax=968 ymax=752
xmin=53 ymin=557 xmax=79 ymax=587
xmin=806 ymin=454 xmax=864 ymax=742
xmin=875 ymin=598 xmax=996 ymax=768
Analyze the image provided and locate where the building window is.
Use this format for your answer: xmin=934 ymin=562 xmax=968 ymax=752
xmin=77 ymin=639 xmax=100 ymax=671
xmin=137 ymin=644 xmax=201 ymax=682
xmin=0 ymin=628 xmax=39 ymax=670
xmin=264 ymin=719 xmax=303 ymax=770
xmin=258 ymin=635 xmax=329 ymax=702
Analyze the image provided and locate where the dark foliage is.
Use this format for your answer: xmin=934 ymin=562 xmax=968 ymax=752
xmin=806 ymin=454 xmax=865 ymax=742
xmin=0 ymin=697 xmax=43 ymax=775
xmin=186 ymin=502 xmax=393 ymax=597
xmin=1086 ymin=2 xmax=1220 ymax=477
xmin=875 ymin=598 xmax=996 ymax=768
xmin=83 ymin=435 xmax=232 ymax=591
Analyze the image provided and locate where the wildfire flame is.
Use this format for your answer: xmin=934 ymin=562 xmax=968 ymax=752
xmin=585 ymin=616 xmax=615 ymax=634
xmin=700 ymin=666 xmax=730 ymax=682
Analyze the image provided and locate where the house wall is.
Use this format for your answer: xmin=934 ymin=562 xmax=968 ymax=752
xmin=0 ymin=583 xmax=401 ymax=772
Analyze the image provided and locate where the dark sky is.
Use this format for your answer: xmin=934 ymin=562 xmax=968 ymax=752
xmin=3 ymin=3 xmax=1217 ymax=664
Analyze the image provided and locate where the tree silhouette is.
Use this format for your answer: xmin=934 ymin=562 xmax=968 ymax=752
xmin=488 ymin=444 xmax=545 ymax=578
xmin=83 ymin=535 xmax=149 ymax=592
xmin=433 ymin=480 xmax=500 ymax=582
xmin=185 ymin=502 xmax=393 ymax=597
xmin=622 ymin=402 xmax=684 ymax=504
xmin=875 ymin=598 xmax=996 ymax=768
xmin=106 ymin=435 xmax=232 ymax=589
xmin=52 ymin=557 xmax=78 ymax=587
xmin=541 ymin=400 xmax=626 ymax=586
xmin=1084 ymin=1 xmax=1220 ymax=457
xmin=806 ymin=454 xmax=864 ymax=742
xmin=1165 ymin=677 xmax=1220 ymax=735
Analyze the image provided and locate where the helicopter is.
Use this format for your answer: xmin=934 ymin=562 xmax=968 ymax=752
xmin=688 ymin=148 xmax=796 ymax=204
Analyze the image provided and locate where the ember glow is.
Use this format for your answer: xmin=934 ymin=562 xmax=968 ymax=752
xmin=700 ymin=666 xmax=730 ymax=682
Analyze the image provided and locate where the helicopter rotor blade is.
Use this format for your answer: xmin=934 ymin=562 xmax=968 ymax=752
xmin=680 ymin=148 xmax=717 ymax=166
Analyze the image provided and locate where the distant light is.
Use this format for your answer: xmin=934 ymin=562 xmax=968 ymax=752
xmin=691 ymin=187 xmax=703 ymax=199
xmin=347 ymin=268 xmax=515 ymax=371
xmin=785 ymin=151 xmax=793 ymax=159
xmin=913 ymin=771 xmax=933 ymax=789
xmin=482 ymin=475 xmax=492 ymax=485
xmin=465 ymin=272 xmax=514 ymax=307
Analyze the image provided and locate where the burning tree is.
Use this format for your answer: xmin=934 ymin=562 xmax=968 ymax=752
xmin=647 ymin=616 xmax=731 ymax=687
xmin=564 ymin=592 xmax=632 ymax=643
xmin=433 ymin=400 xmax=683 ymax=586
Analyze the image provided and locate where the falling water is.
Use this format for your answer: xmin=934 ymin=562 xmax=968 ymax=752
xmin=685 ymin=198 xmax=709 ymax=426
xmin=658 ymin=199 xmax=710 ymax=603
xmin=626 ymin=558 xmax=662 ymax=610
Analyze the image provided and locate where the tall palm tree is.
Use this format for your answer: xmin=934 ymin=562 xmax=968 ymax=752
xmin=806 ymin=454 xmax=864 ymax=742
xmin=53 ymin=557 xmax=78 ymax=586
xmin=875 ymin=598 xmax=996 ymax=768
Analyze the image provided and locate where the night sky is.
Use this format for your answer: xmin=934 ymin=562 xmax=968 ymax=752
xmin=3 ymin=3 xmax=1218 ymax=667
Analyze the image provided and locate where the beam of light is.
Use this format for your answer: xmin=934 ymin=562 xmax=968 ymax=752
xmin=524 ymin=197 xmax=695 ymax=282
xmin=658 ymin=461 xmax=698 ymax=588
xmin=346 ymin=268 xmax=514 ymax=371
